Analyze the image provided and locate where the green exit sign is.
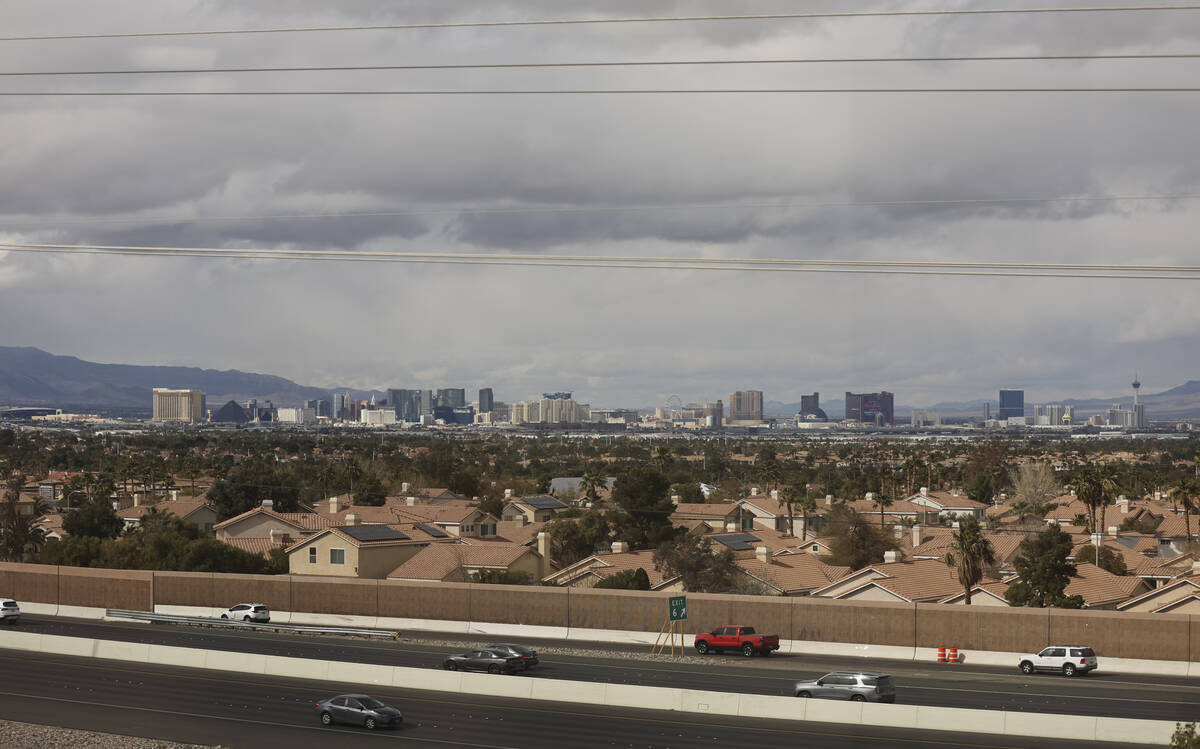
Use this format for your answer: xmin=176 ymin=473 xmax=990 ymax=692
xmin=668 ymin=595 xmax=688 ymax=621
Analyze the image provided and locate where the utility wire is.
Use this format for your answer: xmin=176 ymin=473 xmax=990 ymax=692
xmin=4 ymin=193 xmax=1197 ymax=226
xmin=3 ymin=242 xmax=1199 ymax=280
xmin=7 ymin=53 xmax=1200 ymax=76
xmin=7 ymin=87 xmax=1200 ymax=95
xmin=3 ymin=5 xmax=1199 ymax=42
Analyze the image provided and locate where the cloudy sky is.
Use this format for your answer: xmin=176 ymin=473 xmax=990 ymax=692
xmin=2 ymin=0 xmax=1199 ymax=409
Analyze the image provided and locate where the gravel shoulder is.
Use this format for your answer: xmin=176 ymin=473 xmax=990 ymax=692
xmin=0 ymin=720 xmax=215 ymax=749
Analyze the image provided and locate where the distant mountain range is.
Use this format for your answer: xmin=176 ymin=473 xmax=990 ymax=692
xmin=2 ymin=346 xmax=1197 ymax=420
xmin=0 ymin=346 xmax=382 ymax=412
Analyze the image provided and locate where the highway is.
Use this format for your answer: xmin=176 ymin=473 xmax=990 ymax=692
xmin=0 ymin=649 xmax=1142 ymax=749
xmin=17 ymin=614 xmax=1200 ymax=723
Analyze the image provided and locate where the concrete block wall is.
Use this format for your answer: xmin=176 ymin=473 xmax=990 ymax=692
xmin=1 ymin=562 xmax=1197 ymax=663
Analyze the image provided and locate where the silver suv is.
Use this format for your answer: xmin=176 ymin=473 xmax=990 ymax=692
xmin=1018 ymin=646 xmax=1098 ymax=676
xmin=0 ymin=599 xmax=18 ymax=625
xmin=794 ymin=671 xmax=896 ymax=702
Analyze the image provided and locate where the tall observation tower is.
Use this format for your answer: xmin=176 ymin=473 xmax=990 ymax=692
xmin=1132 ymin=374 xmax=1145 ymax=428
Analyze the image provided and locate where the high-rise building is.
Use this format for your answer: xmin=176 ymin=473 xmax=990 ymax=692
xmin=436 ymin=388 xmax=466 ymax=408
xmin=332 ymin=392 xmax=350 ymax=420
xmin=387 ymin=389 xmax=421 ymax=421
xmin=983 ymin=402 xmax=991 ymax=420
xmin=728 ymin=390 xmax=764 ymax=422
xmin=478 ymin=388 xmax=494 ymax=414
xmin=305 ymin=399 xmax=331 ymax=418
xmin=998 ymin=389 xmax=1025 ymax=420
xmin=152 ymin=388 xmax=206 ymax=423
xmin=845 ymin=391 xmax=894 ymax=425
xmin=1132 ymin=376 xmax=1147 ymax=428
xmin=799 ymin=393 xmax=827 ymax=422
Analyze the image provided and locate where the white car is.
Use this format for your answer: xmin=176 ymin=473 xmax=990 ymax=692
xmin=220 ymin=603 xmax=270 ymax=623
xmin=0 ymin=598 xmax=19 ymax=625
xmin=1018 ymin=646 xmax=1097 ymax=676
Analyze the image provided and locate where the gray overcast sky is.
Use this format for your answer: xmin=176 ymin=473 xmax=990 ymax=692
xmin=2 ymin=1 xmax=1199 ymax=408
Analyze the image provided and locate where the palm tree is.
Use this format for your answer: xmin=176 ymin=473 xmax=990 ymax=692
xmin=795 ymin=491 xmax=818 ymax=542
xmin=944 ymin=516 xmax=995 ymax=605
xmin=1174 ymin=478 xmax=1200 ymax=545
xmin=342 ymin=457 xmax=363 ymax=496
xmin=0 ymin=468 xmax=46 ymax=562
xmin=781 ymin=486 xmax=800 ymax=537
xmin=872 ymin=492 xmax=894 ymax=529
xmin=580 ymin=467 xmax=606 ymax=504
xmin=1073 ymin=465 xmax=1120 ymax=535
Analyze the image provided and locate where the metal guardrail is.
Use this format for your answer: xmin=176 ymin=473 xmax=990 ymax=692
xmin=105 ymin=609 xmax=400 ymax=640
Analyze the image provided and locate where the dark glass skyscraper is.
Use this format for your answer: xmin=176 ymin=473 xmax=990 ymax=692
xmin=478 ymin=388 xmax=494 ymax=414
xmin=998 ymin=389 xmax=1025 ymax=420
xmin=845 ymin=391 xmax=894 ymax=425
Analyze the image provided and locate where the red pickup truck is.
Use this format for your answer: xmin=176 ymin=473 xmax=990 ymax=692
xmin=694 ymin=626 xmax=781 ymax=657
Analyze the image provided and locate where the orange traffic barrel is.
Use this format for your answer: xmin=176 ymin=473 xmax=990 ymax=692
xmin=937 ymin=646 xmax=947 ymax=663
xmin=949 ymin=647 xmax=959 ymax=663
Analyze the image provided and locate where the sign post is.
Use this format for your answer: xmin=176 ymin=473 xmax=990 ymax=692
xmin=653 ymin=595 xmax=687 ymax=657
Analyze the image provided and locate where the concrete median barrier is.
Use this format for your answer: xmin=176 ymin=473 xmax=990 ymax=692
xmin=0 ymin=629 xmax=1183 ymax=746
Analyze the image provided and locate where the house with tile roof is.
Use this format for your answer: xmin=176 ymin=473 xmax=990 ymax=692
xmin=386 ymin=541 xmax=550 ymax=583
xmin=910 ymin=530 xmax=1025 ymax=567
xmin=542 ymin=543 xmax=682 ymax=590
xmin=285 ymin=521 xmax=459 ymax=578
xmin=501 ymin=494 xmax=570 ymax=524
xmin=903 ymin=488 xmax=988 ymax=521
xmin=214 ymin=501 xmax=336 ymax=541
xmin=733 ymin=548 xmax=849 ymax=596
xmin=1117 ymin=567 xmax=1200 ymax=613
xmin=118 ymin=497 xmax=218 ymax=533
xmin=1061 ymin=562 xmax=1150 ymax=608
xmin=937 ymin=580 xmax=1012 ymax=606
xmin=810 ymin=557 xmax=967 ymax=603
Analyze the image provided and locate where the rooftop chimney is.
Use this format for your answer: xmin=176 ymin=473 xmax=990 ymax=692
xmin=825 ymin=494 xmax=833 ymax=506
xmin=883 ymin=549 xmax=900 ymax=564
xmin=261 ymin=499 xmax=274 ymax=511
xmin=912 ymin=524 xmax=923 ymax=548
xmin=1118 ymin=497 xmax=1130 ymax=514
xmin=329 ymin=496 xmax=341 ymax=514
xmin=401 ymin=482 xmax=410 ymax=493
xmin=726 ymin=521 xmax=739 ymax=533
xmin=919 ymin=487 xmax=929 ymax=496
xmin=1107 ymin=525 xmax=1119 ymax=537
xmin=1155 ymin=491 xmax=1163 ymax=502
xmin=537 ymin=531 xmax=550 ymax=580
xmin=671 ymin=494 xmax=680 ymax=506
xmin=751 ymin=487 xmax=759 ymax=496
xmin=133 ymin=494 xmax=140 ymax=507
xmin=345 ymin=513 xmax=359 ymax=526
xmin=611 ymin=541 xmax=629 ymax=554
xmin=755 ymin=546 xmax=770 ymax=564
xmin=504 ymin=488 xmax=513 ymax=499
xmin=865 ymin=492 xmax=875 ymax=501
xmin=769 ymin=489 xmax=779 ymax=500
xmin=170 ymin=490 xmax=179 ymax=502
xmin=406 ymin=496 xmax=417 ymax=506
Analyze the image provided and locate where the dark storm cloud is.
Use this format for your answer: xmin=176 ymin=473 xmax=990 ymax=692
xmin=1 ymin=1 xmax=1198 ymax=406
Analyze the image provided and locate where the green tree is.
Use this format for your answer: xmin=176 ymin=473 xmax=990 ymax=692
xmin=1173 ymin=478 xmax=1200 ymax=545
xmin=1005 ymin=525 xmax=1084 ymax=608
xmin=871 ymin=492 xmax=894 ymax=529
xmin=653 ymin=535 xmax=736 ymax=593
xmin=756 ymin=448 xmax=782 ymax=491
xmin=823 ymin=504 xmax=892 ymax=570
xmin=472 ymin=569 xmax=534 ymax=585
xmin=1073 ymin=465 xmax=1120 ymax=535
xmin=1075 ymin=544 xmax=1128 ymax=576
xmin=610 ymin=466 xmax=677 ymax=548
xmin=580 ymin=466 xmax=607 ymax=503
xmin=62 ymin=495 xmax=122 ymax=539
xmin=1172 ymin=722 xmax=1200 ymax=749
xmin=944 ymin=517 xmax=995 ymax=605
xmin=544 ymin=510 xmax=610 ymax=566
xmin=0 ymin=468 xmax=46 ymax=562
xmin=593 ymin=567 xmax=651 ymax=590
xmin=353 ymin=472 xmax=388 ymax=506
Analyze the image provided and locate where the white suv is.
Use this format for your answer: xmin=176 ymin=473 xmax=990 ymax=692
xmin=220 ymin=603 xmax=270 ymax=623
xmin=1018 ymin=646 xmax=1098 ymax=676
xmin=0 ymin=599 xmax=19 ymax=625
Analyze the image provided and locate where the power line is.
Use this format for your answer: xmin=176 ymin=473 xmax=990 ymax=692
xmin=3 ymin=5 xmax=1199 ymax=42
xmin=3 ymin=242 xmax=1199 ymax=280
xmin=7 ymin=87 xmax=1200 ymax=95
xmin=7 ymin=53 xmax=1200 ymax=76
xmin=4 ymin=193 xmax=1197 ymax=226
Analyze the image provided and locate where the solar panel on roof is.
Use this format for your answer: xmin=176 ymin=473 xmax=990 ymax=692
xmin=414 ymin=522 xmax=449 ymax=538
xmin=711 ymin=533 xmax=760 ymax=551
xmin=340 ymin=525 xmax=410 ymax=542
xmin=523 ymin=495 xmax=568 ymax=510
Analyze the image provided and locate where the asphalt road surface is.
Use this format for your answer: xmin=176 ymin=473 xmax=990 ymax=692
xmin=16 ymin=614 xmax=1200 ymax=723
xmin=0 ymin=649 xmax=1144 ymax=749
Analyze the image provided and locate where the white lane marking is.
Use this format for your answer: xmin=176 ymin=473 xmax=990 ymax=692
xmin=0 ymin=689 xmax=522 ymax=749
xmin=902 ymin=684 xmax=1197 ymax=706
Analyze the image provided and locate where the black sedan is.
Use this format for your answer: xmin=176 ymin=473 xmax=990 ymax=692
xmin=442 ymin=648 xmax=524 ymax=674
xmin=485 ymin=643 xmax=539 ymax=670
xmin=316 ymin=694 xmax=403 ymax=730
